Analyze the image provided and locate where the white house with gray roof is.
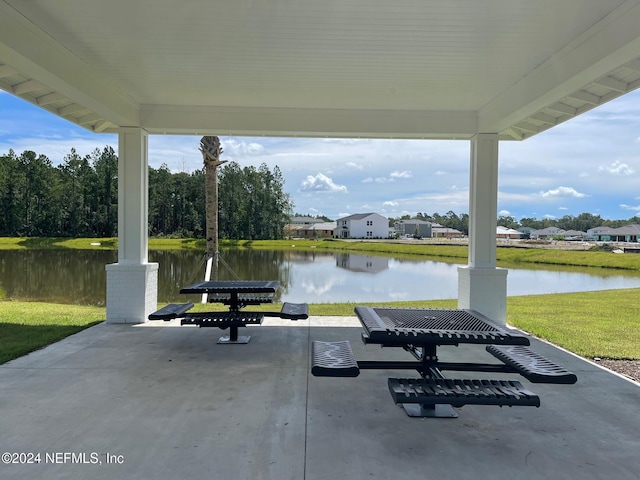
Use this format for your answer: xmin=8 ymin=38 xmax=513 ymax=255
xmin=337 ymin=213 xmax=389 ymax=239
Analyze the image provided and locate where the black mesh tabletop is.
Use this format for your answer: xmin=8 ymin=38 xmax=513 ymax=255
xmin=180 ymin=280 xmax=280 ymax=294
xmin=355 ymin=306 xmax=529 ymax=346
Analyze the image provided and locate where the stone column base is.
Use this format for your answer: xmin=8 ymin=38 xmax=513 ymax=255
xmin=106 ymin=263 xmax=158 ymax=324
xmin=457 ymin=266 xmax=508 ymax=325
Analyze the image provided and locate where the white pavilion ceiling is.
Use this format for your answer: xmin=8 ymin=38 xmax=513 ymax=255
xmin=1 ymin=0 xmax=640 ymax=139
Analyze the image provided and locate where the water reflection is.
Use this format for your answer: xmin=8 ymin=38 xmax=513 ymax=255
xmin=1 ymin=248 xmax=640 ymax=306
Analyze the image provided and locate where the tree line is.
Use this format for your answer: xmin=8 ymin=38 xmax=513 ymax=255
xmin=389 ymin=211 xmax=640 ymax=235
xmin=0 ymin=148 xmax=293 ymax=240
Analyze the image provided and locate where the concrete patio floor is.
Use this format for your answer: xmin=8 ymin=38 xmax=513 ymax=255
xmin=1 ymin=317 xmax=639 ymax=480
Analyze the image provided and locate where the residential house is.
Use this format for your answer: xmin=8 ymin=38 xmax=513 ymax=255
xmin=517 ymin=226 xmax=535 ymax=238
xmin=592 ymin=224 xmax=640 ymax=242
xmin=432 ymin=227 xmax=463 ymax=238
xmin=336 ymin=213 xmax=389 ymax=239
xmin=496 ymin=226 xmax=521 ymax=239
xmin=296 ymin=221 xmax=337 ymax=239
xmin=395 ymin=219 xmax=433 ymax=238
xmin=530 ymin=227 xmax=565 ymax=239
xmin=561 ymin=230 xmax=587 ymax=240
xmin=587 ymin=226 xmax=611 ymax=239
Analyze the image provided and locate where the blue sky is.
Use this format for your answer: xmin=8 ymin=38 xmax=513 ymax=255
xmin=1 ymin=89 xmax=640 ymax=221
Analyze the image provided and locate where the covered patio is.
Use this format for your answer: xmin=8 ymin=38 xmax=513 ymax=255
xmin=1 ymin=5 xmax=640 ymax=477
xmin=1 ymin=318 xmax=639 ymax=479
xmin=2 ymin=1 xmax=640 ymax=324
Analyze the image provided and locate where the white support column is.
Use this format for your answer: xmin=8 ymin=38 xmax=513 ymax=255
xmin=106 ymin=127 xmax=158 ymax=324
xmin=458 ymin=133 xmax=508 ymax=324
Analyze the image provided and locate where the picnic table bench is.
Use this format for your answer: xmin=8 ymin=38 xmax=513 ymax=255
xmin=148 ymin=281 xmax=308 ymax=344
xmin=312 ymin=307 xmax=577 ymax=418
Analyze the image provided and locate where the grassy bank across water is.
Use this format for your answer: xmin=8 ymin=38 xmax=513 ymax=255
xmin=2 ymin=288 xmax=639 ymax=365
xmin=3 ymin=236 xmax=640 ymax=271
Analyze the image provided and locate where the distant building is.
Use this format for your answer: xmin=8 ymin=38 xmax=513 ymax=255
xmin=296 ymin=221 xmax=337 ymax=239
xmin=290 ymin=216 xmax=324 ymax=225
xmin=591 ymin=224 xmax=640 ymax=242
xmin=395 ymin=219 xmax=433 ymax=238
xmin=517 ymin=226 xmax=535 ymax=238
xmin=530 ymin=227 xmax=565 ymax=239
xmin=561 ymin=230 xmax=588 ymax=240
xmin=587 ymin=226 xmax=610 ymax=239
xmin=496 ymin=226 xmax=521 ymax=239
xmin=432 ymin=227 xmax=463 ymax=238
xmin=336 ymin=213 xmax=389 ymax=239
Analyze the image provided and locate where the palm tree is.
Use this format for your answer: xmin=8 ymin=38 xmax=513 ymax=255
xmin=199 ymin=136 xmax=227 ymax=297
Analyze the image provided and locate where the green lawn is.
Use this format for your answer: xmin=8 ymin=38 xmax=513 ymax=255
xmin=4 ymin=288 xmax=638 ymax=366
xmin=0 ymin=302 xmax=104 ymax=364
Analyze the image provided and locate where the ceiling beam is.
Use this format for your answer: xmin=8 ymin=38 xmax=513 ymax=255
xmin=593 ymin=76 xmax=629 ymax=93
xmin=12 ymin=78 xmax=42 ymax=94
xmin=546 ymin=102 xmax=577 ymax=116
xmin=140 ymin=105 xmax=479 ymax=139
xmin=36 ymin=91 xmax=66 ymax=106
xmin=567 ymin=90 xmax=601 ymax=105
xmin=528 ymin=112 xmax=558 ymax=126
xmin=58 ymin=103 xmax=87 ymax=116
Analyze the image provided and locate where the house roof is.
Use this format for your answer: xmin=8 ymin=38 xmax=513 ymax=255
xmin=562 ymin=230 xmax=587 ymax=237
xmin=298 ymin=222 xmax=337 ymax=231
xmin=600 ymin=224 xmax=640 ymax=235
xmin=397 ymin=219 xmax=431 ymax=225
xmin=2 ymin=1 xmax=640 ymax=140
xmin=497 ymin=226 xmax=521 ymax=235
xmin=338 ymin=213 xmax=385 ymax=221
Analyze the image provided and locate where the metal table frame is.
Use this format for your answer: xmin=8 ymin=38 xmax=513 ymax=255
xmin=180 ymin=280 xmax=280 ymax=344
xmin=354 ymin=306 xmax=531 ymax=417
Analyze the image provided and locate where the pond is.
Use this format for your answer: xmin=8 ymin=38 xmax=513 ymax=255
xmin=1 ymin=248 xmax=640 ymax=306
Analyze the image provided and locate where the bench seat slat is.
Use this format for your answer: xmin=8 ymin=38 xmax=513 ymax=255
xmin=311 ymin=340 xmax=360 ymax=377
xmin=181 ymin=312 xmax=264 ymax=327
xmin=388 ymin=378 xmax=540 ymax=408
xmin=148 ymin=302 xmax=194 ymax=320
xmin=486 ymin=345 xmax=577 ymax=384
xmin=275 ymin=302 xmax=309 ymax=320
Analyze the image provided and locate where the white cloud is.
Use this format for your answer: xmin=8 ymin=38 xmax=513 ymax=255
xmin=299 ymin=173 xmax=348 ymax=193
xmin=383 ymin=201 xmax=399 ymax=207
xmin=222 ymin=139 xmax=264 ymax=156
xmin=620 ymin=204 xmax=640 ymax=212
xmin=346 ymin=161 xmax=363 ymax=170
xmin=390 ymin=170 xmax=412 ymax=179
xmin=498 ymin=210 xmax=511 ymax=217
xmin=539 ymin=186 xmax=588 ymax=198
xmin=598 ymin=161 xmax=634 ymax=176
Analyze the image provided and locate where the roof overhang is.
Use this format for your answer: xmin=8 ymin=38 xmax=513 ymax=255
xmin=1 ymin=0 xmax=640 ymax=140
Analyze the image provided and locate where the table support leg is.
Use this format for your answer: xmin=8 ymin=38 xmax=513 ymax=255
xmin=401 ymin=403 xmax=458 ymax=418
xmin=217 ymin=326 xmax=251 ymax=344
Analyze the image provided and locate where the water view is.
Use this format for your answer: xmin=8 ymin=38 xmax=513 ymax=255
xmin=2 ymin=248 xmax=640 ymax=306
